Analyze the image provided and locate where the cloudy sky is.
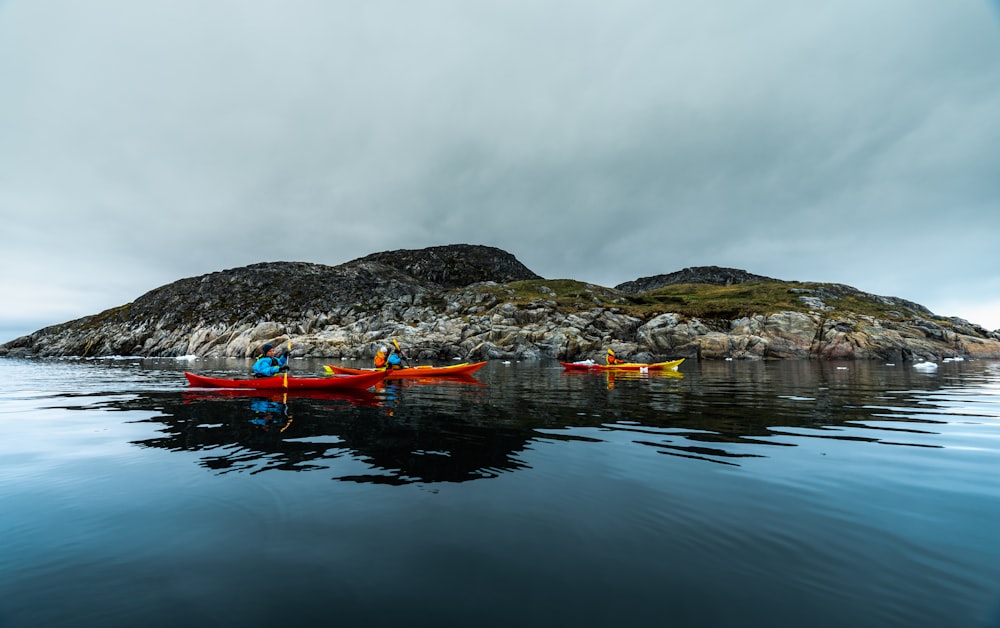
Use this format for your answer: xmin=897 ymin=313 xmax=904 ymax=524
xmin=2 ymin=0 xmax=999 ymax=343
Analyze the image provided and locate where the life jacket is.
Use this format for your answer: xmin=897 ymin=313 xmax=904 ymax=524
xmin=374 ymin=351 xmax=387 ymax=368
xmin=252 ymin=356 xmax=280 ymax=377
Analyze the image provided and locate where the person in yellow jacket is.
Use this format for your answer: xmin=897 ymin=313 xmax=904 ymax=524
xmin=606 ymin=349 xmax=626 ymax=365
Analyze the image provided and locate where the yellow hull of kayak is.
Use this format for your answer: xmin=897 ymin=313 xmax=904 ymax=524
xmin=560 ymin=358 xmax=685 ymax=372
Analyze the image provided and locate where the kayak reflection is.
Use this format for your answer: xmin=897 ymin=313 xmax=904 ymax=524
xmin=248 ymin=397 xmax=292 ymax=433
xmin=135 ymin=378 xmax=512 ymax=481
xmin=561 ymin=367 xmax=685 ymax=389
xmin=604 ymin=369 xmax=684 ymax=389
xmin=181 ymin=387 xmax=382 ymax=407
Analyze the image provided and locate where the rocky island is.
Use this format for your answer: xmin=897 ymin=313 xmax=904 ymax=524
xmin=3 ymin=244 xmax=999 ymax=362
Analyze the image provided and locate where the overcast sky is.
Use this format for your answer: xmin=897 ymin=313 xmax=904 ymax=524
xmin=2 ymin=0 xmax=999 ymax=343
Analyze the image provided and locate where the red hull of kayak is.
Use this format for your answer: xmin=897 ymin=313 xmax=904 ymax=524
xmin=184 ymin=370 xmax=386 ymax=391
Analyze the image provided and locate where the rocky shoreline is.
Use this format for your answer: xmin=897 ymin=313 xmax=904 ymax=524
xmin=3 ymin=245 xmax=999 ymax=362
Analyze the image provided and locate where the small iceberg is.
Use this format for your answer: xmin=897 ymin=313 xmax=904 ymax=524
xmin=913 ymin=361 xmax=938 ymax=371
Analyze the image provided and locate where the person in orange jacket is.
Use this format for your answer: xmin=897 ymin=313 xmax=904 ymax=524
xmin=374 ymin=346 xmax=389 ymax=368
xmin=606 ymin=349 xmax=626 ymax=365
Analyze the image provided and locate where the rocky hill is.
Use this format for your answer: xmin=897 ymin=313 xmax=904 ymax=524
xmin=2 ymin=245 xmax=999 ymax=362
xmin=356 ymin=244 xmax=541 ymax=288
xmin=615 ymin=266 xmax=780 ymax=293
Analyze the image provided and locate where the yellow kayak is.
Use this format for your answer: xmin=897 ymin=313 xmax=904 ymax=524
xmin=559 ymin=358 xmax=685 ymax=372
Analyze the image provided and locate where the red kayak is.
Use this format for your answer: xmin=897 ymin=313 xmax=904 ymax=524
xmin=323 ymin=361 xmax=487 ymax=379
xmin=184 ymin=370 xmax=386 ymax=391
xmin=559 ymin=358 xmax=685 ymax=372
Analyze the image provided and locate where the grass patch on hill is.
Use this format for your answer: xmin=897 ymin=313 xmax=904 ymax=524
xmin=479 ymin=279 xmax=632 ymax=310
xmin=478 ymin=279 xmax=920 ymax=322
xmin=629 ymin=282 xmax=919 ymax=321
xmin=628 ymin=282 xmax=813 ymax=319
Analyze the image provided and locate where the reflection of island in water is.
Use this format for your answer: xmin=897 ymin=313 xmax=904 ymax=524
xmin=115 ymin=361 xmax=948 ymax=481
xmin=124 ymin=380 xmax=532 ymax=482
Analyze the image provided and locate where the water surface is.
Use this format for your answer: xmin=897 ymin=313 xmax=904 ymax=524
xmin=1 ymin=357 xmax=998 ymax=627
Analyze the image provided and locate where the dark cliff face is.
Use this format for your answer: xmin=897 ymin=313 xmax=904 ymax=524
xmin=615 ymin=266 xmax=780 ymax=293
xmin=355 ymin=244 xmax=541 ymax=288
xmin=125 ymin=260 xmax=425 ymax=328
xmin=113 ymin=244 xmax=539 ymax=330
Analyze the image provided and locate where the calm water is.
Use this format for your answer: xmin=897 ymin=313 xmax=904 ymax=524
xmin=1 ymin=356 xmax=999 ymax=628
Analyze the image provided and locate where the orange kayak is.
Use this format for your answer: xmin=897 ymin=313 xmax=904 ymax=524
xmin=323 ymin=361 xmax=487 ymax=379
xmin=559 ymin=358 xmax=685 ymax=372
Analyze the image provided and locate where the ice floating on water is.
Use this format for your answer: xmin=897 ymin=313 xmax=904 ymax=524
xmin=913 ymin=361 xmax=938 ymax=371
xmin=175 ymin=355 xmax=198 ymax=361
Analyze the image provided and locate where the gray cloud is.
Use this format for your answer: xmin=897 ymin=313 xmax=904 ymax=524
xmin=2 ymin=0 xmax=999 ymax=341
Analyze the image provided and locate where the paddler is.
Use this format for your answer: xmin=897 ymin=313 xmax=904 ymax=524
xmin=606 ymin=349 xmax=626 ymax=365
xmin=387 ymin=346 xmax=405 ymax=369
xmin=253 ymin=343 xmax=289 ymax=377
xmin=374 ymin=346 xmax=389 ymax=369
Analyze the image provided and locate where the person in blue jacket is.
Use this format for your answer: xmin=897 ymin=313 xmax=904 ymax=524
xmin=386 ymin=346 xmax=404 ymax=369
xmin=253 ymin=344 xmax=288 ymax=377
